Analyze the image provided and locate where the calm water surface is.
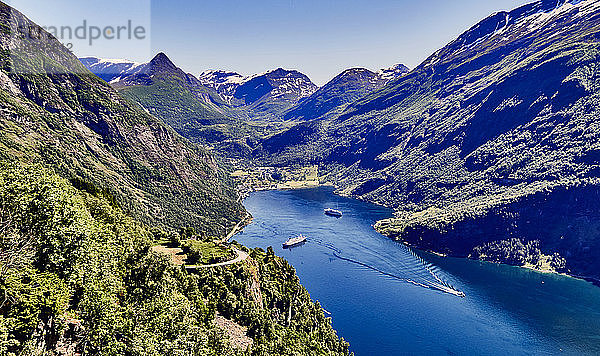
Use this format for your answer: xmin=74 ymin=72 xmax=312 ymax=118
xmin=236 ymin=187 xmax=600 ymax=355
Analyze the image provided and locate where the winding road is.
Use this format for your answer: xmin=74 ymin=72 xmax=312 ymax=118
xmin=186 ymin=204 xmax=252 ymax=269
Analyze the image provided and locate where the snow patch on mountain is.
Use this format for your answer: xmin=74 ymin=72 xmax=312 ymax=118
xmin=198 ymin=70 xmax=247 ymax=102
xmin=199 ymin=70 xmax=246 ymax=86
xmin=378 ymin=64 xmax=410 ymax=82
xmin=526 ymin=0 xmax=589 ymax=31
xmin=200 ymin=68 xmax=317 ymax=106
xmin=430 ymin=0 xmax=598 ymax=63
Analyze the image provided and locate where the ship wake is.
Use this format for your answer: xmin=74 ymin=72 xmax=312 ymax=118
xmin=311 ymin=238 xmax=465 ymax=297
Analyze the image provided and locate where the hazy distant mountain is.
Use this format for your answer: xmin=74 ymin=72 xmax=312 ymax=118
xmin=284 ymin=64 xmax=409 ymax=121
xmin=257 ymin=0 xmax=600 ymax=280
xmin=79 ymin=57 xmax=148 ymax=83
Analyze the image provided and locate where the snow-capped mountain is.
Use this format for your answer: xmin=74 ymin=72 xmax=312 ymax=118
xmin=200 ymin=68 xmax=318 ymax=107
xmin=110 ymin=52 xmax=183 ymax=87
xmin=198 ymin=67 xmax=318 ymax=120
xmin=82 ymin=54 xmax=409 ymax=124
xmin=81 ymin=53 xmax=237 ymax=144
xmin=198 ymin=70 xmax=246 ymax=103
xmin=231 ymin=68 xmax=318 ymax=120
xmin=80 ymin=53 xmax=182 ymax=86
xmin=235 ymin=68 xmax=317 ymax=104
xmin=82 ymin=53 xmax=319 ymax=121
xmin=79 ymin=57 xmax=148 ymax=83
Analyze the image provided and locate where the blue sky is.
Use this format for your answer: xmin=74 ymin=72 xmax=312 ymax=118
xmin=12 ymin=0 xmax=531 ymax=85
xmin=150 ymin=0 xmax=531 ymax=84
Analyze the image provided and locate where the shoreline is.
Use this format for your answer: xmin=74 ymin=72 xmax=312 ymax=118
xmin=388 ymin=236 xmax=600 ymax=289
xmin=237 ymin=180 xmax=335 ymax=201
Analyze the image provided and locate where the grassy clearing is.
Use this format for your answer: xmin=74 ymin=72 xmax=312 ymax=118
xmin=183 ymin=240 xmax=234 ymax=265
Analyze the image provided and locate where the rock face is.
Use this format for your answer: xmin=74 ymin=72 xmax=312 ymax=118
xmin=0 ymin=2 xmax=243 ymax=235
xmin=214 ymin=314 xmax=254 ymax=350
xmin=255 ymin=0 xmax=600 ymax=279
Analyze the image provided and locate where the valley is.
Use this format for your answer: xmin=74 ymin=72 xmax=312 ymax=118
xmin=3 ymin=0 xmax=600 ymax=354
xmin=80 ymin=0 xmax=600 ymax=288
xmin=249 ymin=0 xmax=600 ymax=283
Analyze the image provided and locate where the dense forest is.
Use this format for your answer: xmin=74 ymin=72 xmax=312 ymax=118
xmin=0 ymin=163 xmax=350 ymax=355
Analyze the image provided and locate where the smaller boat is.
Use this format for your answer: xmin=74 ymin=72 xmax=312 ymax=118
xmin=324 ymin=208 xmax=343 ymax=217
xmin=283 ymin=234 xmax=308 ymax=248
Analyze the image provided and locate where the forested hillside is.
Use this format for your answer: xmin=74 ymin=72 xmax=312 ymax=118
xmin=0 ymin=3 xmax=244 ymax=236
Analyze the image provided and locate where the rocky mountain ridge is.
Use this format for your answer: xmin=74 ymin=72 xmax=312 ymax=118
xmin=283 ymin=64 xmax=409 ymax=121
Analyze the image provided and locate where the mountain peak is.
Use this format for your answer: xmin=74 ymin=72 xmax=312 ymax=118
xmin=385 ymin=63 xmax=410 ymax=72
xmin=199 ymin=70 xmax=245 ymax=85
xmin=330 ymin=68 xmax=379 ymax=85
xmin=150 ymin=52 xmax=177 ymax=71
xmin=341 ymin=68 xmax=375 ymax=75
xmin=263 ymin=67 xmax=300 ymax=78
xmin=198 ymin=70 xmax=247 ymax=103
xmin=152 ymin=52 xmax=169 ymax=61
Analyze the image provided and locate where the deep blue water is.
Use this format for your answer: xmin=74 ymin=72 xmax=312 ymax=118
xmin=236 ymin=187 xmax=600 ymax=355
